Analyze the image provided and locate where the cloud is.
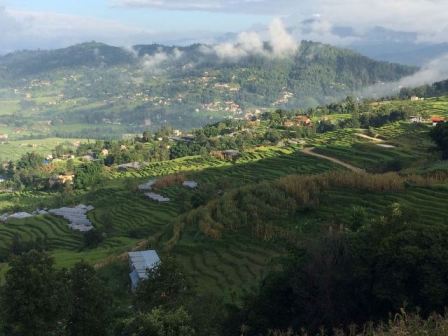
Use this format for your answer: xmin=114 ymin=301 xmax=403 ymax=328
xmin=113 ymin=0 xmax=297 ymax=15
xmin=114 ymin=0 xmax=448 ymax=44
xmin=0 ymin=8 xmax=158 ymax=54
xmin=268 ymin=18 xmax=298 ymax=56
xmin=203 ymin=18 xmax=298 ymax=61
xmin=361 ymin=53 xmax=448 ymax=98
xmin=399 ymin=54 xmax=448 ymax=87
xmin=142 ymin=48 xmax=183 ymax=72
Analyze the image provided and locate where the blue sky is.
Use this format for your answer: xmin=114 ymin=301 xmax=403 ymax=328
xmin=0 ymin=0 xmax=447 ymax=54
xmin=4 ymin=0 xmax=273 ymax=33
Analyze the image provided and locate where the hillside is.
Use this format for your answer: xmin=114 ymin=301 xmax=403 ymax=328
xmin=0 ymin=91 xmax=448 ymax=334
xmin=0 ymin=41 xmax=416 ymax=138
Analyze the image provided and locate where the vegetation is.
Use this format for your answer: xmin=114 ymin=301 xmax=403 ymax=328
xmin=430 ymin=122 xmax=448 ymax=159
xmin=0 ymin=41 xmax=415 ymax=138
xmin=0 ymin=86 xmax=448 ymax=335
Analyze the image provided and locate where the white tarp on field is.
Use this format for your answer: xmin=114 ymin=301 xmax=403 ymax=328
xmin=0 ymin=212 xmax=33 ymax=222
xmin=183 ymin=180 xmax=198 ymax=189
xmin=138 ymin=180 xmax=156 ymax=191
xmin=49 ymin=204 xmax=95 ymax=232
xmin=145 ymin=192 xmax=170 ymax=203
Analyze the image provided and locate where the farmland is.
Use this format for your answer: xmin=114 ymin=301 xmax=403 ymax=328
xmin=0 ymin=138 xmax=84 ymax=162
xmin=0 ymin=93 xmax=448 ymax=308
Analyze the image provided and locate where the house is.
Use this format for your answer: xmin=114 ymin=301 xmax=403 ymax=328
xmin=117 ymin=162 xmax=141 ymax=172
xmin=128 ymin=250 xmax=161 ymax=289
xmin=49 ymin=174 xmax=75 ymax=188
xmin=432 ymin=116 xmax=445 ymax=126
xmin=222 ymin=150 xmax=241 ymax=160
xmin=283 ymin=115 xmax=313 ymax=128
xmin=0 ymin=134 xmax=8 ymax=140
xmin=409 ymin=115 xmax=424 ymax=123
xmin=410 ymin=96 xmax=420 ymax=101
xmin=294 ymin=115 xmax=312 ymax=126
xmin=283 ymin=120 xmax=296 ymax=128
xmin=100 ymin=149 xmax=109 ymax=156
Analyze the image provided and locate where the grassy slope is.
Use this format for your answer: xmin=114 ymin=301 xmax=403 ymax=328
xmin=1 ymin=107 xmax=448 ymax=302
xmin=0 ymin=138 xmax=84 ymax=162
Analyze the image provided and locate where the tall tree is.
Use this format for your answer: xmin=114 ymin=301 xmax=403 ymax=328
xmin=0 ymin=250 xmax=68 ymax=336
xmin=134 ymin=257 xmax=190 ymax=312
xmin=67 ymin=261 xmax=111 ymax=336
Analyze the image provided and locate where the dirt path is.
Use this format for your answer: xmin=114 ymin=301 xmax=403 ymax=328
xmin=355 ymin=133 xmax=384 ymax=142
xmin=301 ymin=147 xmax=365 ymax=173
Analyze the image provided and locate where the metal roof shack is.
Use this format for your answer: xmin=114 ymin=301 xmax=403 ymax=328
xmin=128 ymin=250 xmax=161 ymax=289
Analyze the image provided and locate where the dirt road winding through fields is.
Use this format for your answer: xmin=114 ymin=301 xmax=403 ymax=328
xmin=301 ymin=147 xmax=365 ymax=173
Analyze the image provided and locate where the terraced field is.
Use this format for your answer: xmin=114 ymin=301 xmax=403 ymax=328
xmin=173 ymin=234 xmax=282 ymax=302
xmin=386 ymin=96 xmax=448 ymax=118
xmin=0 ymin=215 xmax=83 ymax=258
xmin=0 ymin=137 xmax=83 ymax=162
xmin=310 ymin=122 xmax=438 ymax=172
xmin=117 ymin=146 xmax=342 ymax=186
xmin=317 ymin=186 xmax=448 ymax=226
xmin=1 ymin=117 xmax=447 ymax=301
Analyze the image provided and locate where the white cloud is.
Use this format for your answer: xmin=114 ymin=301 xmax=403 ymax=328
xmin=114 ymin=0 xmax=448 ymax=44
xmin=142 ymin=48 xmax=183 ymax=72
xmin=399 ymin=54 xmax=448 ymax=87
xmin=114 ymin=0 xmax=297 ymax=14
xmin=268 ymin=18 xmax=298 ymax=57
xmin=204 ymin=18 xmax=298 ymax=61
xmin=0 ymin=7 xmax=157 ymax=54
xmin=362 ymin=53 xmax=448 ymax=97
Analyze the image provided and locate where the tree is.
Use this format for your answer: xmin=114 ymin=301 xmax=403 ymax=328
xmin=120 ymin=307 xmax=195 ymax=336
xmin=430 ymin=123 xmax=448 ymax=159
xmin=240 ymin=204 xmax=448 ymax=334
xmin=67 ymin=261 xmax=111 ymax=336
xmin=83 ymin=229 xmax=105 ymax=248
xmin=0 ymin=250 xmax=68 ymax=336
xmin=16 ymin=152 xmax=45 ymax=170
xmin=134 ymin=257 xmax=190 ymax=312
xmin=142 ymin=130 xmax=152 ymax=142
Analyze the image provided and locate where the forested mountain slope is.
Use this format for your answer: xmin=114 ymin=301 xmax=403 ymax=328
xmin=0 ymin=41 xmax=416 ymax=137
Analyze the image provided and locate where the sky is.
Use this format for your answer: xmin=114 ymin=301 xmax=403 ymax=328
xmin=1 ymin=0 xmax=448 ymax=54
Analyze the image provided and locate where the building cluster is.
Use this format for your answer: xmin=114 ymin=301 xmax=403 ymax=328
xmin=283 ymin=116 xmax=313 ymax=128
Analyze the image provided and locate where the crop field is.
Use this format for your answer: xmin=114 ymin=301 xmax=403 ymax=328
xmin=0 ymin=215 xmax=83 ymax=258
xmin=380 ymin=96 xmax=448 ymax=118
xmin=0 ymin=137 xmax=83 ymax=162
xmin=0 ymin=99 xmax=20 ymax=115
xmin=310 ymin=122 xmax=439 ymax=172
xmin=0 ymin=146 xmax=343 ymax=297
xmin=118 ymin=146 xmax=342 ymax=183
xmin=1 ymin=111 xmax=447 ymax=301
xmin=173 ymin=234 xmax=283 ymax=301
xmin=316 ymin=186 xmax=448 ymax=227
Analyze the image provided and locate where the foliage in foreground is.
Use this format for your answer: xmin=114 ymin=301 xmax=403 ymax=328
xmin=238 ymin=203 xmax=448 ymax=335
xmin=269 ymin=311 xmax=448 ymax=335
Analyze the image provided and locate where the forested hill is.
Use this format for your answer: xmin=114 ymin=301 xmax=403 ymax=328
xmin=400 ymin=78 xmax=448 ymax=98
xmin=0 ymin=41 xmax=416 ymax=135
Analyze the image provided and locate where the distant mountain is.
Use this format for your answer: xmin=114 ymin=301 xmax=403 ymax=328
xmin=288 ymin=20 xmax=448 ymax=66
xmin=0 ymin=41 xmax=416 ymax=136
xmin=335 ymin=26 xmax=448 ymax=66
xmin=0 ymin=42 xmax=135 ymax=77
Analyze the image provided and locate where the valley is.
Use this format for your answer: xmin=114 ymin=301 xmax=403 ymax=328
xmin=0 ymin=41 xmax=448 ymax=336
xmin=1 ymin=93 xmax=447 ymax=307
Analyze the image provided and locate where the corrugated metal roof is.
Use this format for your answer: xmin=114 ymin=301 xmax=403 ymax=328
xmin=129 ymin=250 xmax=160 ymax=280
